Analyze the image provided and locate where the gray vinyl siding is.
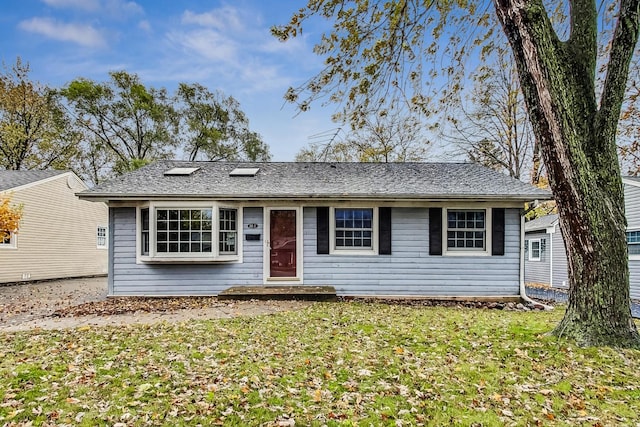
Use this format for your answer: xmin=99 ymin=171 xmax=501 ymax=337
xmin=110 ymin=207 xmax=263 ymax=296
xmin=524 ymin=226 xmax=568 ymax=289
xmin=111 ymin=205 xmax=522 ymax=297
xmin=303 ymin=207 xmax=521 ymax=297
xmin=625 ymin=183 xmax=640 ymax=230
xmin=551 ymin=229 xmax=569 ymax=288
xmin=630 ymin=260 xmax=640 ymax=301
xmin=523 ymin=230 xmax=551 ymax=284
xmin=625 ymin=183 xmax=640 ymax=301
xmin=0 ymin=174 xmax=108 ymax=283
xmin=523 ymin=183 xmax=640 ymax=298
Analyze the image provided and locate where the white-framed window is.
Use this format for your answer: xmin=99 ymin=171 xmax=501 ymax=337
xmin=141 ymin=207 xmax=150 ymax=256
xmin=138 ymin=203 xmax=241 ymax=262
xmin=155 ymin=208 xmax=213 ymax=254
xmin=330 ymin=207 xmax=378 ymax=255
xmin=626 ymin=230 xmax=640 ymax=257
xmin=445 ymin=209 xmax=488 ymax=254
xmin=219 ymin=208 xmax=238 ymax=254
xmin=528 ymin=238 xmax=541 ymax=261
xmin=97 ymin=226 xmax=108 ymax=249
xmin=0 ymin=231 xmax=17 ymax=249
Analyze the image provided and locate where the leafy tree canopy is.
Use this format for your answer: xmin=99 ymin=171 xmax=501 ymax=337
xmin=0 ymin=58 xmax=79 ymax=171
xmin=60 ymin=71 xmax=270 ymax=184
xmin=0 ymin=195 xmax=22 ymax=242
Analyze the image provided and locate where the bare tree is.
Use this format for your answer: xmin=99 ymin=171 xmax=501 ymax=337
xmin=297 ymin=103 xmax=430 ymax=162
xmin=445 ymin=48 xmax=539 ymax=182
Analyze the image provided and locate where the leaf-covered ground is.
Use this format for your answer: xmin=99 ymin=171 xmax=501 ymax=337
xmin=1 ymin=302 xmax=639 ymax=426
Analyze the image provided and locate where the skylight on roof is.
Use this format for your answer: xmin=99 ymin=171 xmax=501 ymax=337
xmin=164 ymin=167 xmax=200 ymax=176
xmin=229 ymin=167 xmax=259 ymax=177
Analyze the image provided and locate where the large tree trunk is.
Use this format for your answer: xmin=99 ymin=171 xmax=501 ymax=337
xmin=530 ymin=139 xmax=542 ymax=185
xmin=494 ymin=0 xmax=640 ymax=347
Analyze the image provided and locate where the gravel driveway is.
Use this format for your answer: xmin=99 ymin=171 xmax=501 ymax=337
xmin=0 ymin=277 xmax=311 ymax=332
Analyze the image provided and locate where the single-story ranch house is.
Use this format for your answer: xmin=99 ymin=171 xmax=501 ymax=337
xmin=78 ymin=161 xmax=550 ymax=298
xmin=524 ymin=176 xmax=640 ymax=301
xmin=0 ymin=170 xmax=108 ymax=283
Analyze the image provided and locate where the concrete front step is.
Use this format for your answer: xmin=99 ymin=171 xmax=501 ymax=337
xmin=218 ymin=285 xmax=337 ymax=301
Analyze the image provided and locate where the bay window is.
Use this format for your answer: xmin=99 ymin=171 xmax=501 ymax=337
xmin=138 ymin=204 xmax=240 ymax=262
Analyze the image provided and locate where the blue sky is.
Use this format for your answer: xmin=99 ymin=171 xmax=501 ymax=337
xmin=0 ymin=0 xmax=339 ymax=161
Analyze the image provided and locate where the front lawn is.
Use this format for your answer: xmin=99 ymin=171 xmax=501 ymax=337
xmin=1 ymin=303 xmax=639 ymax=426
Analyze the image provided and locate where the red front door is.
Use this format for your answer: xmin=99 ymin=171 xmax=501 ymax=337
xmin=269 ymin=210 xmax=297 ymax=278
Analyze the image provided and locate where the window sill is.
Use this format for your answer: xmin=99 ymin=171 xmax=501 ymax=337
xmin=443 ymin=250 xmax=490 ymax=257
xmin=330 ymin=248 xmax=377 ymax=256
xmin=139 ymin=255 xmax=240 ymax=263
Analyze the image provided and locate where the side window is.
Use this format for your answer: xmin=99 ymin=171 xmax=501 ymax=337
xmin=626 ymin=231 xmax=640 ymax=255
xmin=0 ymin=231 xmax=16 ymax=249
xmin=529 ymin=239 xmax=541 ymax=261
xmin=141 ymin=208 xmax=149 ymax=256
xmin=219 ymin=208 xmax=238 ymax=254
xmin=97 ymin=226 xmax=108 ymax=249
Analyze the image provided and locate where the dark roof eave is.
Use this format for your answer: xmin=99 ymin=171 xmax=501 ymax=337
xmin=78 ymin=192 xmax=552 ymax=203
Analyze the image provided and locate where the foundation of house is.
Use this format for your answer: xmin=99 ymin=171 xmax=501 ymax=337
xmin=218 ymin=285 xmax=338 ymax=301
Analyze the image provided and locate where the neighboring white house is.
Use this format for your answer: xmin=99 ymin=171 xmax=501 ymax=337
xmin=78 ymin=161 xmax=551 ymax=298
xmin=523 ymin=214 xmax=568 ymax=289
xmin=0 ymin=170 xmax=108 ymax=283
xmin=524 ymin=177 xmax=640 ymax=301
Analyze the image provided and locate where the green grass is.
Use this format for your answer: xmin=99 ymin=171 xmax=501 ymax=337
xmin=1 ymin=303 xmax=639 ymax=426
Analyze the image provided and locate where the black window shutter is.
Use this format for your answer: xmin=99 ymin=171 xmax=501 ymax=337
xmin=317 ymin=207 xmax=330 ymax=254
xmin=429 ymin=208 xmax=442 ymax=256
xmin=379 ymin=207 xmax=392 ymax=255
xmin=492 ymin=208 xmax=505 ymax=256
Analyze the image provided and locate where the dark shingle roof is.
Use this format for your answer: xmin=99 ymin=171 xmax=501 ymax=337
xmin=524 ymin=214 xmax=559 ymax=232
xmin=79 ymin=161 xmax=551 ymax=201
xmin=0 ymin=170 xmax=67 ymax=192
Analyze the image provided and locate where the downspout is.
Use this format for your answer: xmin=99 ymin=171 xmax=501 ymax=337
xmin=520 ymin=209 xmax=554 ymax=309
xmin=549 ymin=226 xmax=553 ymax=287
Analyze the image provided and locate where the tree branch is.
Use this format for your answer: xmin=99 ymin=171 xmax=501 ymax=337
xmin=567 ymin=0 xmax=598 ymax=82
xmin=597 ymin=0 xmax=640 ymax=139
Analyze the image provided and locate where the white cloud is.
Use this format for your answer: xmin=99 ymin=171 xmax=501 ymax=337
xmin=41 ymin=0 xmax=100 ymax=11
xmin=40 ymin=0 xmax=143 ymax=17
xmin=19 ymin=17 xmax=106 ymax=48
xmin=165 ymin=5 xmax=317 ymax=95
xmin=166 ymin=29 xmax=238 ymax=63
xmin=138 ymin=19 xmax=151 ymax=32
xmin=181 ymin=7 xmax=244 ymax=33
xmin=104 ymin=0 xmax=143 ymax=17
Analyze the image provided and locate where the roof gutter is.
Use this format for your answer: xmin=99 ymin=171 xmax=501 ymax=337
xmin=77 ymin=193 xmax=552 ymax=203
